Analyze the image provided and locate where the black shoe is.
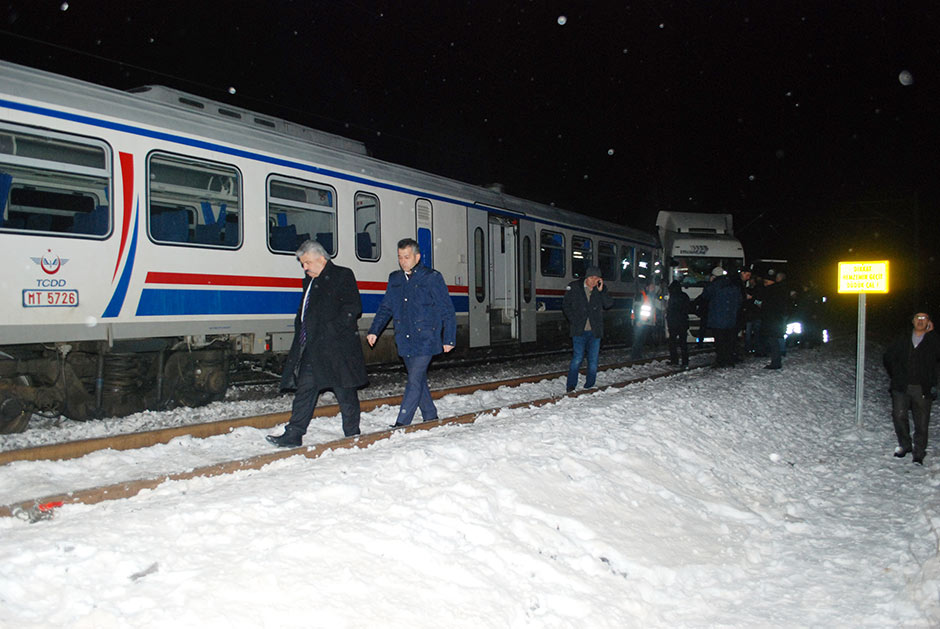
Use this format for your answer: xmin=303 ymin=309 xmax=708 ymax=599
xmin=422 ymin=417 xmax=439 ymax=423
xmin=763 ymin=364 xmax=781 ymax=370
xmin=894 ymin=446 xmax=910 ymax=458
xmin=389 ymin=422 xmax=409 ymax=428
xmin=266 ymin=431 xmax=302 ymax=448
xmin=914 ymin=457 xmax=924 ymax=465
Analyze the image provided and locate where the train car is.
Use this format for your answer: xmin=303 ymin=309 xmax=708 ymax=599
xmin=0 ymin=61 xmax=660 ymax=431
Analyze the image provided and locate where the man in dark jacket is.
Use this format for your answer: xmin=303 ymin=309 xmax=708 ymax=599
xmin=367 ymin=238 xmax=457 ymax=426
xmin=883 ymin=311 xmax=940 ymax=464
xmin=756 ymin=271 xmax=788 ymax=369
xmin=562 ymin=266 xmax=613 ymax=391
xmin=666 ymin=280 xmax=691 ymax=368
xmin=267 ymin=240 xmax=369 ymax=447
xmin=700 ymin=267 xmax=742 ymax=368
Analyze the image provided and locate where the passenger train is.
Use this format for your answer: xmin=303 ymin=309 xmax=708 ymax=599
xmin=0 ymin=61 xmax=661 ymax=431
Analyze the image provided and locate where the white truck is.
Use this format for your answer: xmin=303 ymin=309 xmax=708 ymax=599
xmin=656 ymin=211 xmax=745 ymax=340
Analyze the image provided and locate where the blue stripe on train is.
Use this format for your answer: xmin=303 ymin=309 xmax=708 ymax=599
xmin=135 ymin=289 xmax=469 ymax=317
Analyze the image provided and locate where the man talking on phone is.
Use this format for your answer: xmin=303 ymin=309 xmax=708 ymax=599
xmin=562 ymin=266 xmax=613 ymax=392
xmin=883 ymin=310 xmax=940 ymax=465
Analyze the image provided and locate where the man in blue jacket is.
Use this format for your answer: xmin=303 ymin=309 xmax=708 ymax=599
xmin=367 ymin=238 xmax=457 ymax=426
xmin=700 ymin=266 xmax=742 ymax=368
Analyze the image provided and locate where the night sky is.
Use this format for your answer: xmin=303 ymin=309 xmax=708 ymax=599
xmin=2 ymin=1 xmax=939 ymax=304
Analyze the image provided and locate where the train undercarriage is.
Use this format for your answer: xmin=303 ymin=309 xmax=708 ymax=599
xmin=0 ymin=340 xmax=230 ymax=433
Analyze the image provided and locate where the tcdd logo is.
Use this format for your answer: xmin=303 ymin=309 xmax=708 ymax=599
xmin=30 ymin=250 xmax=70 ymax=275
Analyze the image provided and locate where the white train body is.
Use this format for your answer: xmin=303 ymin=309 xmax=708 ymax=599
xmin=0 ymin=61 xmax=659 ymax=425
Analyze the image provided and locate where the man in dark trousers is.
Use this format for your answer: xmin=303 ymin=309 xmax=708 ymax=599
xmin=700 ymin=267 xmax=742 ymax=368
xmin=756 ymin=270 xmax=788 ymax=370
xmin=267 ymin=240 xmax=368 ymax=447
xmin=883 ymin=310 xmax=940 ymax=464
xmin=563 ymin=266 xmax=613 ymax=391
xmin=666 ymin=280 xmax=691 ymax=368
xmin=367 ymin=238 xmax=456 ymax=426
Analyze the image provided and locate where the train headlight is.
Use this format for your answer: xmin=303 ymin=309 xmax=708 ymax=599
xmin=785 ymin=322 xmax=802 ymax=338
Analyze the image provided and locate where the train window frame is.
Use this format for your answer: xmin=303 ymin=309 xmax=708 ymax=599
xmin=354 ymin=191 xmax=381 ymax=262
xmin=539 ymin=229 xmax=565 ymax=277
xmin=147 ymin=151 xmax=242 ymax=248
xmin=620 ymin=245 xmax=635 ymax=282
xmin=571 ymin=235 xmax=593 ymax=279
xmin=598 ymin=241 xmax=618 ymax=281
xmin=0 ymin=122 xmax=112 ymax=239
xmin=473 ymin=226 xmax=486 ymax=303
xmin=266 ymin=174 xmax=337 ymax=256
xmin=521 ymin=235 xmax=533 ymax=303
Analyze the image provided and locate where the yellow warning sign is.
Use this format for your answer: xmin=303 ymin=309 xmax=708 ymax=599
xmin=838 ymin=260 xmax=889 ymax=293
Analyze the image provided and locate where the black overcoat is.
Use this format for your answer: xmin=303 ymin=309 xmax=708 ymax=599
xmin=280 ymin=261 xmax=369 ymax=391
xmin=562 ymin=278 xmax=614 ymax=338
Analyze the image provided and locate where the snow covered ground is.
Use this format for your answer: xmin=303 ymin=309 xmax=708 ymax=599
xmin=2 ymin=340 xmax=939 ymax=627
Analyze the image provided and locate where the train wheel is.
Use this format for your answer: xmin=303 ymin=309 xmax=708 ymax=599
xmin=163 ymin=350 xmax=229 ymax=409
xmin=0 ymin=396 xmax=30 ymax=434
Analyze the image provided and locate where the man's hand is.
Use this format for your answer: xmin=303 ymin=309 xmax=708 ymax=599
xmin=366 ymin=334 xmax=377 ymax=347
xmin=443 ymin=344 xmax=455 ymax=353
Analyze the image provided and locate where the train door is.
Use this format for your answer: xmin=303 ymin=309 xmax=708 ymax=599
xmin=518 ymin=218 xmax=537 ymax=343
xmin=467 ymin=208 xmax=489 ymax=347
xmin=488 ymin=215 xmax=518 ymax=343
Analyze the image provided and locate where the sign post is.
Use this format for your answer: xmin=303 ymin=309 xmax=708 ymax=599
xmin=838 ymin=260 xmax=889 ymax=428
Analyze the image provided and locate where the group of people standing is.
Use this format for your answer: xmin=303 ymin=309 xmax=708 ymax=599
xmin=266 ymin=238 xmax=456 ymax=448
xmin=665 ymin=265 xmax=791 ymax=370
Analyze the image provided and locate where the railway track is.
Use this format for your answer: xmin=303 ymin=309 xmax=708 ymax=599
xmin=1 ymin=353 xmax=710 ymax=520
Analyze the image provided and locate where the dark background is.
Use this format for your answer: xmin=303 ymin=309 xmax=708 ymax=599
xmin=2 ymin=0 xmax=938 ymax=325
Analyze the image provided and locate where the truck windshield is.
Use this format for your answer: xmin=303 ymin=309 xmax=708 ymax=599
xmin=670 ymin=257 xmax=745 ymax=288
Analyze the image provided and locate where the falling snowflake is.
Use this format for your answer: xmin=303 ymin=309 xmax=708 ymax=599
xmin=228 ymin=87 xmax=236 ymax=95
xmin=557 ymin=16 xmax=567 ymax=26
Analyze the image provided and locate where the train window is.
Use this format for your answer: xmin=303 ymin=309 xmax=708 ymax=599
xmin=620 ymin=245 xmax=635 ymax=282
xmin=267 ymin=176 xmax=336 ymax=255
xmin=0 ymin=124 xmax=110 ymax=238
xmin=522 ymin=235 xmax=533 ymax=303
xmin=148 ymin=153 xmax=240 ymax=247
xmin=637 ymin=249 xmax=651 ymax=282
xmin=539 ymin=230 xmax=565 ymax=277
xmin=571 ymin=235 xmax=593 ymax=279
xmin=354 ymin=192 xmax=380 ymax=261
xmin=473 ymin=226 xmax=486 ymax=303
xmin=598 ymin=241 xmax=618 ymax=281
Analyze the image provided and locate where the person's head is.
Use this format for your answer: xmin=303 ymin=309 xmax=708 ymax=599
xmin=912 ymin=311 xmax=932 ymax=334
xmin=711 ymin=266 xmax=725 ymax=281
xmin=397 ymin=238 xmax=421 ymax=272
xmin=584 ymin=266 xmax=603 ymax=289
xmin=296 ymin=239 xmax=329 ymax=278
xmin=739 ymin=268 xmax=752 ymax=282
xmin=669 ymin=279 xmax=683 ymax=292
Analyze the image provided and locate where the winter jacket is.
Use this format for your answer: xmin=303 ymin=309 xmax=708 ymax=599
xmin=700 ymin=275 xmax=742 ymax=330
xmin=883 ymin=330 xmax=940 ymax=399
xmin=368 ymin=264 xmax=457 ymax=357
xmin=756 ymin=281 xmax=789 ymax=338
xmin=280 ymin=261 xmax=369 ymax=391
xmin=666 ymin=285 xmax=691 ymax=333
xmin=562 ymin=278 xmax=614 ymax=338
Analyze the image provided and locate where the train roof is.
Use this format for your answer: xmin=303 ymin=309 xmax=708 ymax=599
xmin=0 ymin=60 xmax=656 ymax=246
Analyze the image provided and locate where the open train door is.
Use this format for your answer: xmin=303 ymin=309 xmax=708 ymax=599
xmin=518 ymin=218 xmax=536 ymax=343
xmin=467 ymin=208 xmax=490 ymax=347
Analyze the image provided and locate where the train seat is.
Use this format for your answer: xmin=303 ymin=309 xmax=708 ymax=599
xmin=270 ymin=224 xmax=297 ymax=252
xmin=356 ymin=232 xmax=374 ymax=258
xmin=72 ymin=204 xmax=109 ymax=235
xmin=151 ymin=210 xmax=190 ymax=242
xmin=315 ymin=232 xmax=333 ymax=253
xmin=195 ymin=222 xmax=222 ymax=244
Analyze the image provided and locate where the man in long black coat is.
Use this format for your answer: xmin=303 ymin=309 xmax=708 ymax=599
xmin=267 ymin=240 xmax=368 ymax=446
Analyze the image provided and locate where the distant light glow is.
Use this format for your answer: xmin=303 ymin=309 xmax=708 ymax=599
xmin=822 ymin=329 xmax=830 ymax=343
xmin=785 ymin=322 xmax=803 ymax=338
